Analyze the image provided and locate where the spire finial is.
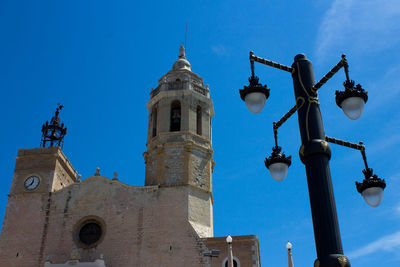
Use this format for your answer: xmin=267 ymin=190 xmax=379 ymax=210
xmin=55 ymin=103 xmax=63 ymax=117
xmin=179 ymin=44 xmax=186 ymax=59
xmin=172 ymin=45 xmax=191 ymax=71
xmin=185 ymin=22 xmax=188 ymax=50
xmin=94 ymin=167 xmax=100 ymax=176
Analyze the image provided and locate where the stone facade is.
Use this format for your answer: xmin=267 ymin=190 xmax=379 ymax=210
xmin=0 ymin=46 xmax=260 ymax=267
xmin=203 ymin=235 xmax=261 ymax=267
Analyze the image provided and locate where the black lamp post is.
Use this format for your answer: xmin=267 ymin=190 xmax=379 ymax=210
xmin=239 ymin=52 xmax=386 ymax=267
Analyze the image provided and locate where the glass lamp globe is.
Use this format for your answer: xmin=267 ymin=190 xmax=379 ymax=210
xmin=286 ymin=242 xmax=292 ymax=250
xmin=226 ymin=235 xmax=232 ymax=243
xmin=268 ymin=162 xmax=289 ymax=181
xmin=356 ymin=168 xmax=386 ymax=207
xmin=245 ymin=92 xmax=266 ymax=114
xmin=361 ymin=187 xmax=384 ymax=207
xmin=340 ymin=97 xmax=365 ymax=120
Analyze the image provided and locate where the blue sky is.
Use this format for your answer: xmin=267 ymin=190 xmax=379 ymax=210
xmin=1 ymin=0 xmax=399 ymax=266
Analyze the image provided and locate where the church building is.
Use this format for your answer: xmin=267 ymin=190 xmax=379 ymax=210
xmin=0 ymin=46 xmax=261 ymax=267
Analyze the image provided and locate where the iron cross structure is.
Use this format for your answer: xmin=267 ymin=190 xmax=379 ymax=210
xmin=41 ymin=104 xmax=67 ymax=148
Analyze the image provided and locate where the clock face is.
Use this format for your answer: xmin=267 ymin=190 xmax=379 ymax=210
xmin=24 ymin=176 xmax=40 ymax=191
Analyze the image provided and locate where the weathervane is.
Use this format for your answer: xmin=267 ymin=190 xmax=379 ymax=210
xmin=41 ymin=104 xmax=67 ymax=148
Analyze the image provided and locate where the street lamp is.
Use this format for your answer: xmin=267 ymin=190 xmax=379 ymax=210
xmin=355 ymin=149 xmax=386 ymax=207
xmin=264 ymin=121 xmax=292 ymax=181
xmin=238 ymin=52 xmax=386 ymax=267
xmin=226 ymin=235 xmax=234 ymax=267
xmin=335 ymin=55 xmax=368 ymax=120
xmin=286 ymin=242 xmax=294 ymax=267
xmin=239 ymin=57 xmax=269 ymax=114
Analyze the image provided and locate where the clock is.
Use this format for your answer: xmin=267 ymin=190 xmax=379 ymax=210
xmin=24 ymin=176 xmax=40 ymax=191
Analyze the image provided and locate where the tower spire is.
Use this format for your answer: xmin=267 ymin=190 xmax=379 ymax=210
xmin=41 ymin=104 xmax=67 ymax=148
xmin=144 ymin=47 xmax=214 ymax=237
xmin=184 ymin=22 xmax=188 ymax=50
xmin=172 ymin=45 xmax=191 ymax=71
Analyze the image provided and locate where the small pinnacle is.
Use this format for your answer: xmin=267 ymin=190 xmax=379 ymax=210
xmin=94 ymin=167 xmax=100 ymax=176
xmin=112 ymin=172 xmax=118 ymax=181
xmin=179 ymin=44 xmax=186 ymax=59
xmin=77 ymin=174 xmax=82 ymax=182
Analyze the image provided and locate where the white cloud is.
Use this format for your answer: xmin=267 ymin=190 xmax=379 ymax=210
xmin=348 ymin=231 xmax=400 ymax=259
xmin=211 ymin=44 xmax=228 ymax=56
xmin=366 ymin=65 xmax=400 ymax=110
xmin=316 ymin=0 xmax=400 ymax=58
xmin=367 ymin=130 xmax=400 ymax=155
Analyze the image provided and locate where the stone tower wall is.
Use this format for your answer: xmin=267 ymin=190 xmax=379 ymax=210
xmin=0 ymin=177 xmax=211 ymax=267
xmin=0 ymin=194 xmax=48 ymax=266
xmin=144 ymin=90 xmax=214 ymax=188
xmin=203 ymin=235 xmax=261 ymax=267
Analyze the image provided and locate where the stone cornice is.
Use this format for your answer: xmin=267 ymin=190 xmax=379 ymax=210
xmin=16 ymin=147 xmax=77 ymax=181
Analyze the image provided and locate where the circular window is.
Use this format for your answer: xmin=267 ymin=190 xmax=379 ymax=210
xmin=79 ymin=222 xmax=102 ymax=245
xmin=74 ymin=217 xmax=105 ymax=248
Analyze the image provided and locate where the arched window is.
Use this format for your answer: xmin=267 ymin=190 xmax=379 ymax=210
xmin=196 ymin=105 xmax=202 ymax=135
xmin=152 ymin=107 xmax=157 ymax=137
xmin=209 ymin=117 xmax=212 ymax=137
xmin=223 ymin=258 xmax=239 ymax=267
xmin=170 ymin=100 xmax=181 ymax=132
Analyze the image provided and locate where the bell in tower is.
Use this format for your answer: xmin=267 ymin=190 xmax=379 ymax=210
xmin=170 ymin=100 xmax=181 ymax=132
xmin=143 ymin=45 xmax=214 ymax=192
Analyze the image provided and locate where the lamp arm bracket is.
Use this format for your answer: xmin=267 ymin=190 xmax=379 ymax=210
xmin=274 ymin=104 xmax=298 ymax=131
xmin=324 ymin=136 xmax=364 ymax=151
xmin=311 ymin=56 xmax=347 ymax=92
xmin=273 ymin=104 xmax=298 ymax=147
xmin=325 ymin=136 xmax=369 ymax=169
xmin=342 ymin=54 xmax=351 ymax=82
xmin=250 ymin=52 xmax=293 ymax=73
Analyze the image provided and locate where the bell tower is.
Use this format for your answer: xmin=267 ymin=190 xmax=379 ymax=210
xmin=143 ymin=46 xmax=215 ymax=237
xmin=144 ymin=45 xmax=214 ymax=192
xmin=9 ymin=105 xmax=76 ymax=196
